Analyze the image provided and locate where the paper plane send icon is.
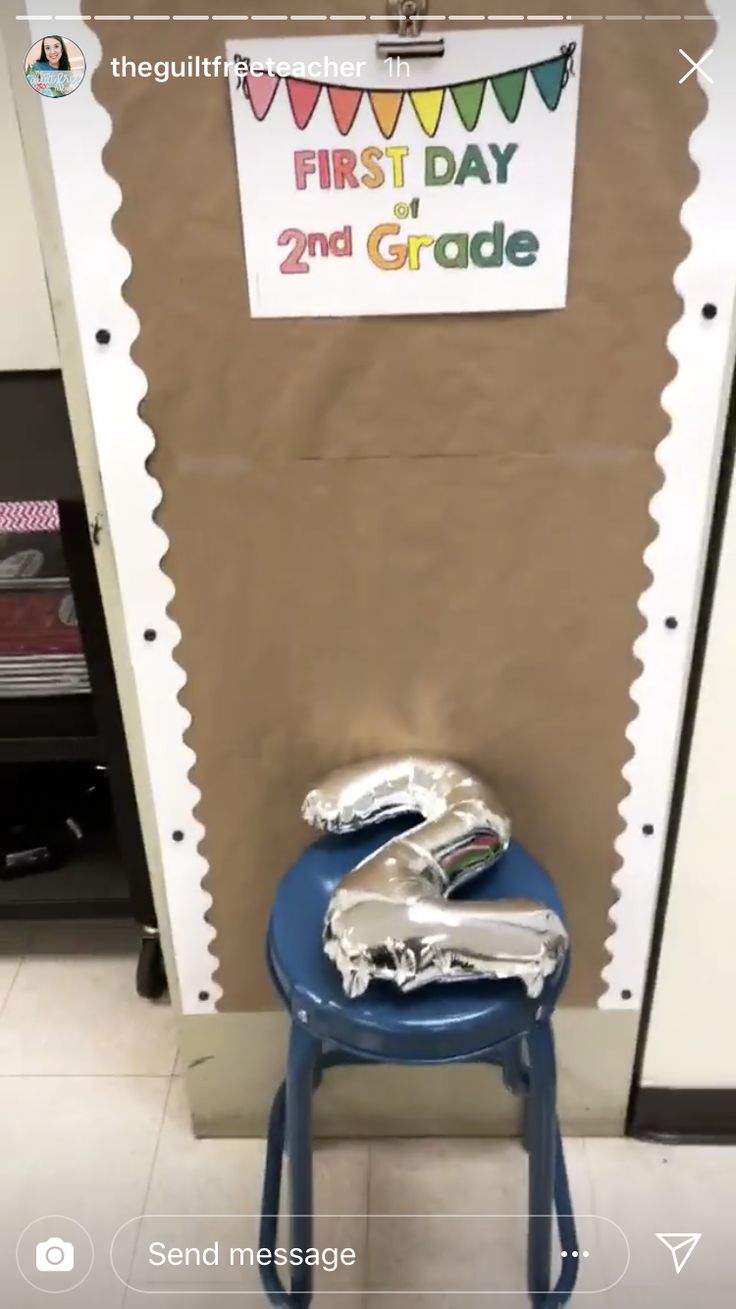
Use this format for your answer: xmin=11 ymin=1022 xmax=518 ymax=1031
xmin=656 ymin=1233 xmax=702 ymax=1275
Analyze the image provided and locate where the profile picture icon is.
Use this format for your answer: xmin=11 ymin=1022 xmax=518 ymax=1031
xmin=25 ymin=35 xmax=86 ymax=99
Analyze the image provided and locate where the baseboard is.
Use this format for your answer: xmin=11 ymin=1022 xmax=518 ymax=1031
xmin=629 ymin=1087 xmax=736 ymax=1143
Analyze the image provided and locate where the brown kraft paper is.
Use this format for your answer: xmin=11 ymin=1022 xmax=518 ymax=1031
xmin=89 ymin=0 xmax=710 ymax=1007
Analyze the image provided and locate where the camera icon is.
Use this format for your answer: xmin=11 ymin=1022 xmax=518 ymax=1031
xmin=35 ymin=1237 xmax=75 ymax=1273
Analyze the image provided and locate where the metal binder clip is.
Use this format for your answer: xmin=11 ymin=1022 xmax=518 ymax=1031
xmin=376 ymin=0 xmax=445 ymax=59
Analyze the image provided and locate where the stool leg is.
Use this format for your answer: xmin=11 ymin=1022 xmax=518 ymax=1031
xmin=526 ymin=1019 xmax=556 ymax=1308
xmin=286 ymin=1021 xmax=320 ymax=1304
xmin=502 ymin=1041 xmax=529 ymax=1098
xmin=259 ymin=1082 xmax=291 ymax=1307
xmin=261 ymin=1080 xmax=287 ymax=1237
xmin=551 ymin=1124 xmax=579 ymax=1304
xmin=500 ymin=1041 xmax=531 ymax=1151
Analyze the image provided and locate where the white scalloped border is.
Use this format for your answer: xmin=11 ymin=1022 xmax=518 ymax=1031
xmin=601 ymin=3 xmax=736 ymax=1007
xmin=23 ymin=0 xmax=220 ymax=1013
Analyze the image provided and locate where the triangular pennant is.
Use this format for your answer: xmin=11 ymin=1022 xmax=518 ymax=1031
xmin=490 ymin=69 xmax=527 ymax=123
xmin=327 ymin=85 xmax=363 ymax=136
xmin=531 ymin=55 xmax=568 ymax=111
xmin=286 ymin=78 xmax=322 ymax=130
xmin=409 ymin=88 xmax=445 ymax=138
xmin=244 ymin=71 xmax=279 ymax=121
xmin=450 ymin=79 xmax=487 ymax=131
xmin=368 ymin=90 xmax=404 ymax=140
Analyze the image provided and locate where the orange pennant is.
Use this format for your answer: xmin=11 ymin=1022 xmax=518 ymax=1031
xmin=368 ymin=90 xmax=404 ymax=140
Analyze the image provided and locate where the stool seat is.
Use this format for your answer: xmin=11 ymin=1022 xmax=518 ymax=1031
xmin=268 ymin=816 xmax=568 ymax=1063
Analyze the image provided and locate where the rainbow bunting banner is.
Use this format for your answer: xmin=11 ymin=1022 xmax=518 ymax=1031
xmin=238 ymin=47 xmax=575 ymax=140
xmin=226 ymin=27 xmax=583 ymax=320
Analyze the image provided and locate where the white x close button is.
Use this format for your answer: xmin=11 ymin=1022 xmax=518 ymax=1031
xmin=679 ymin=48 xmax=714 ymax=85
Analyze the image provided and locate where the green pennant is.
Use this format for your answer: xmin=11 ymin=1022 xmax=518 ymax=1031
xmin=489 ymin=69 xmax=527 ymax=124
xmin=531 ymin=55 xmax=568 ymax=111
xmin=450 ymin=79 xmax=487 ymax=131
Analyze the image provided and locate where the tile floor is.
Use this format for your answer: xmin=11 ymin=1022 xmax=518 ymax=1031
xmin=1 ymin=919 xmax=734 ymax=1307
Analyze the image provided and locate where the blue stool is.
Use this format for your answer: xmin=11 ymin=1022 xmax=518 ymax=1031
xmin=259 ymin=815 xmax=578 ymax=1308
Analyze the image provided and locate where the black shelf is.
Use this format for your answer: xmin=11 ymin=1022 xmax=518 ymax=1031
xmin=0 ymin=693 xmax=98 ymax=763
xmin=0 ymin=371 xmax=154 ymax=931
xmin=0 ymin=826 xmax=130 ymax=921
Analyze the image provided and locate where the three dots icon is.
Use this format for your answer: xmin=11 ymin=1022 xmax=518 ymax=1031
xmin=561 ymin=1250 xmax=589 ymax=1259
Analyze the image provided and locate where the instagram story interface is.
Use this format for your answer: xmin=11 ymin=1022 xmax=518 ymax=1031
xmin=4 ymin=4 xmax=733 ymax=1307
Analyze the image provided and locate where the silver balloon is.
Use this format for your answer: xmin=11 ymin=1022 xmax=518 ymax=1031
xmin=302 ymin=757 xmax=568 ymax=1000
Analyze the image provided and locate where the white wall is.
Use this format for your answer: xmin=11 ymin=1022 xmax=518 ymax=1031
xmin=0 ymin=29 xmax=58 ymax=371
xmin=642 ymin=434 xmax=736 ymax=1089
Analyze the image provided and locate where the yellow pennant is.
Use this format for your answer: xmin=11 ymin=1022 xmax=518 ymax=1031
xmin=408 ymin=88 xmax=445 ymax=137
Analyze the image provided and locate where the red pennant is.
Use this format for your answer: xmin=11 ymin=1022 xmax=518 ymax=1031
xmin=286 ymin=78 xmax=322 ymax=130
xmin=244 ymin=71 xmax=279 ymax=121
xmin=326 ymin=85 xmax=363 ymax=136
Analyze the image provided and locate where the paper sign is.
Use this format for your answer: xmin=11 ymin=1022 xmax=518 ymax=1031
xmin=226 ymin=28 xmax=582 ymax=319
